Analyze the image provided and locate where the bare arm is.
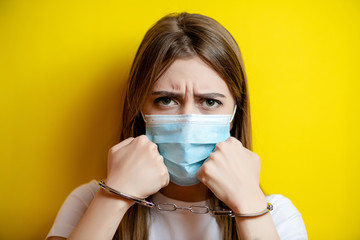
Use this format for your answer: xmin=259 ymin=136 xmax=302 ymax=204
xmin=67 ymin=188 xmax=133 ymax=239
xmin=232 ymin=193 xmax=279 ymax=239
xmin=48 ymin=136 xmax=169 ymax=240
xmin=47 ymin=187 xmax=133 ymax=240
xmin=197 ymin=137 xmax=280 ymax=239
xmin=232 ymin=186 xmax=279 ymax=239
xmin=235 ymin=213 xmax=279 ymax=240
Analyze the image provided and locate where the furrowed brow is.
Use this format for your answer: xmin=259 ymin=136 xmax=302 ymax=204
xmin=152 ymin=91 xmax=184 ymax=98
xmin=194 ymin=93 xmax=226 ymax=98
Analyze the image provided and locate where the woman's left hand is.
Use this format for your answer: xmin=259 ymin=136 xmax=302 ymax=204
xmin=197 ymin=137 xmax=267 ymax=214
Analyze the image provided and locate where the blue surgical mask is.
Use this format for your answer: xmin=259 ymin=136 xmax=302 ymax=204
xmin=144 ymin=107 xmax=236 ymax=186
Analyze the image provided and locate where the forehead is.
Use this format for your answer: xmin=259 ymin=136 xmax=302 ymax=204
xmin=152 ymin=57 xmax=231 ymax=94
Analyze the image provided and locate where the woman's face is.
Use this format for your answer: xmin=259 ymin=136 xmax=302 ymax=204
xmin=143 ymin=57 xmax=235 ymax=115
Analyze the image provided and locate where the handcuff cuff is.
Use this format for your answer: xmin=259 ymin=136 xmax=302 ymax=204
xmin=98 ymin=180 xmax=273 ymax=218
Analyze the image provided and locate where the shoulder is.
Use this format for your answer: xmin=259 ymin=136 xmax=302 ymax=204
xmin=68 ymin=179 xmax=99 ymax=201
xmin=59 ymin=179 xmax=99 ymax=211
xmin=266 ymin=194 xmax=308 ymax=240
xmin=46 ymin=180 xmax=99 ymax=239
xmin=266 ymin=194 xmax=300 ymax=219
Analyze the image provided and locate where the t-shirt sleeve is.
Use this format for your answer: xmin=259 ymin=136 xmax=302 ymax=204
xmin=46 ymin=180 xmax=99 ymax=239
xmin=266 ymin=194 xmax=308 ymax=240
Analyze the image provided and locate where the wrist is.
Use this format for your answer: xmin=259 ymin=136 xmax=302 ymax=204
xmin=99 ymin=180 xmax=155 ymax=208
xmin=97 ymin=187 xmax=135 ymax=210
xmin=231 ymin=187 xmax=267 ymax=214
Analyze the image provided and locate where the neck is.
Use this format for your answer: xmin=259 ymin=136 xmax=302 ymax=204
xmin=160 ymin=182 xmax=209 ymax=202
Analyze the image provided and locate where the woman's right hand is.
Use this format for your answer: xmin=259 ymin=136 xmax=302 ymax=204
xmin=64 ymin=135 xmax=168 ymax=240
xmin=105 ymin=135 xmax=170 ymax=199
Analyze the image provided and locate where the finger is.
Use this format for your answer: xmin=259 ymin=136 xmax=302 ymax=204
xmin=109 ymin=137 xmax=134 ymax=153
xmin=196 ymin=162 xmax=212 ymax=186
xmin=226 ymin=136 xmax=243 ymax=147
xmin=163 ymin=169 xmax=170 ymax=187
xmin=214 ymin=139 xmax=230 ymax=152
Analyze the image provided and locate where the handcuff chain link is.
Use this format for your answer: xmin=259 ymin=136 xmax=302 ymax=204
xmin=98 ymin=180 xmax=273 ymax=218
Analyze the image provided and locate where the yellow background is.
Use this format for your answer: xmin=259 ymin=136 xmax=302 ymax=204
xmin=0 ymin=0 xmax=359 ymax=239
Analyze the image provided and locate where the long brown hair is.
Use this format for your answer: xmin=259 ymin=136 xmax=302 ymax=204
xmin=118 ymin=12 xmax=252 ymax=240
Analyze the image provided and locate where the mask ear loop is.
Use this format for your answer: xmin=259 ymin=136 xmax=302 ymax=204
xmin=229 ymin=105 xmax=237 ymax=123
xmin=140 ymin=112 xmax=147 ymax=123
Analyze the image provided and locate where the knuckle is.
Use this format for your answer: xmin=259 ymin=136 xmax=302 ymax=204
xmin=230 ymin=137 xmax=243 ymax=146
xmin=157 ymin=155 xmax=164 ymax=162
xmin=229 ymin=136 xmax=240 ymax=145
xmin=148 ymin=142 xmax=158 ymax=152
xmin=159 ymin=164 xmax=167 ymax=174
xmin=209 ymin=151 xmax=221 ymax=162
xmin=151 ymin=154 xmax=162 ymax=164
xmin=151 ymin=141 xmax=158 ymax=150
xmin=200 ymin=163 xmax=211 ymax=176
xmin=208 ymin=152 xmax=216 ymax=161
xmin=162 ymin=169 xmax=170 ymax=185
xmin=163 ymin=178 xmax=169 ymax=187
xmin=166 ymin=173 xmax=170 ymax=184
xmin=215 ymin=142 xmax=225 ymax=151
xmin=135 ymin=135 xmax=148 ymax=145
xmin=199 ymin=175 xmax=208 ymax=185
xmin=228 ymin=136 xmax=241 ymax=145
xmin=163 ymin=169 xmax=169 ymax=179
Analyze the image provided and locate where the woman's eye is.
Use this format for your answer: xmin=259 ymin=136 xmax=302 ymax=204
xmin=203 ymin=99 xmax=221 ymax=108
xmin=155 ymin=97 xmax=175 ymax=106
xmin=205 ymin=99 xmax=216 ymax=106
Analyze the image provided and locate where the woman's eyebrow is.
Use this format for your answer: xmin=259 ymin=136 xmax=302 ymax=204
xmin=152 ymin=91 xmax=226 ymax=99
xmin=194 ymin=93 xmax=226 ymax=98
xmin=152 ymin=91 xmax=184 ymax=98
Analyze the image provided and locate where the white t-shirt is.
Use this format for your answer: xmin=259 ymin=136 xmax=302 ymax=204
xmin=46 ymin=180 xmax=308 ymax=240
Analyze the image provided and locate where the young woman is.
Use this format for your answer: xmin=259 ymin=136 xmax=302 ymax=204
xmin=47 ymin=12 xmax=307 ymax=240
